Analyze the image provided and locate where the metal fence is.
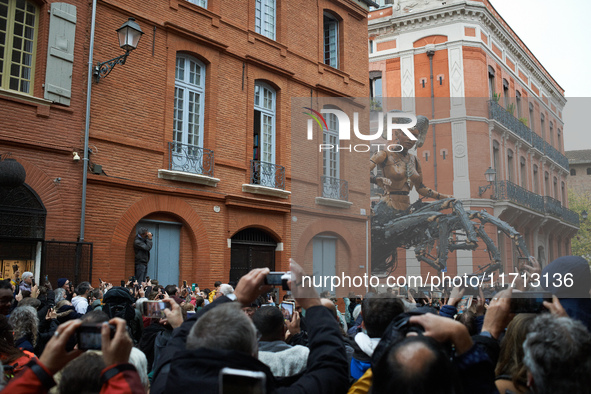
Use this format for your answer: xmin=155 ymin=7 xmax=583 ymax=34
xmin=42 ymin=241 xmax=93 ymax=286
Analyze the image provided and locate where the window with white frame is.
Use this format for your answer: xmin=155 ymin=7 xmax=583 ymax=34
xmin=0 ymin=0 xmax=38 ymax=94
xmin=173 ymin=54 xmax=205 ymax=172
xmin=323 ymin=112 xmax=339 ymax=198
xmin=255 ymin=0 xmax=276 ymax=40
xmin=253 ymin=82 xmax=276 ymax=186
xmin=323 ymin=12 xmax=338 ymax=68
xmin=186 ymin=0 xmax=207 ymax=7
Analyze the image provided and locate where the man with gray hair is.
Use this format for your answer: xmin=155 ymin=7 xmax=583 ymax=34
xmin=523 ymin=314 xmax=591 ymax=394
xmin=215 ymin=283 xmax=234 ymax=299
xmin=134 ymin=227 xmax=152 ymax=284
xmin=152 ymin=260 xmax=349 ymax=393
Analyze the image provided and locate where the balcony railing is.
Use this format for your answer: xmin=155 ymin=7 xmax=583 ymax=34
xmin=488 ymin=100 xmax=569 ymax=171
xmin=495 ymin=181 xmax=545 ymax=212
xmin=544 ymin=141 xmax=570 ymax=169
xmin=493 ymin=181 xmax=579 ymax=226
xmin=531 ymin=132 xmax=544 ymax=152
xmin=169 ymin=142 xmax=214 ymax=177
xmin=489 ymin=100 xmax=532 ymax=142
xmin=543 ymin=195 xmax=563 ymax=218
xmin=561 ymin=207 xmax=580 ymax=226
xmin=250 ymin=160 xmax=285 ymax=189
xmin=321 ymin=176 xmax=349 ymax=201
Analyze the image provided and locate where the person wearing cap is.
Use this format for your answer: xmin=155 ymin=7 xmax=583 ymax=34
xmin=19 ymin=272 xmax=34 ymax=293
xmin=57 ymin=278 xmax=69 ymax=291
xmin=541 ymin=255 xmax=591 ymax=331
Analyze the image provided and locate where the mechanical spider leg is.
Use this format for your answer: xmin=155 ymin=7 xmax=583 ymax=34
xmin=468 ymin=211 xmax=530 ymax=256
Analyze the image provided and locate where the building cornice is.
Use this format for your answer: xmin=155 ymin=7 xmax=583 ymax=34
xmin=368 ymin=3 xmax=566 ymax=108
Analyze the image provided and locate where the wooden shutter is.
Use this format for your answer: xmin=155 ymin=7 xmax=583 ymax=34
xmin=44 ymin=3 xmax=76 ymax=106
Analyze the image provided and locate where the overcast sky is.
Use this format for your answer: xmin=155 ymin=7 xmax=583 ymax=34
xmin=489 ymin=0 xmax=591 ymax=151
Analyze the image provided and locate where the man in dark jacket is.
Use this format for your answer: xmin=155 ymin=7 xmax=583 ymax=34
xmin=134 ymin=227 xmax=153 ymax=283
xmin=151 ymin=260 xmax=349 ymax=394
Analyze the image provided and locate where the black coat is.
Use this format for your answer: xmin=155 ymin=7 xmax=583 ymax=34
xmin=152 ymin=297 xmax=349 ymax=394
xmin=134 ymin=235 xmax=152 ymax=265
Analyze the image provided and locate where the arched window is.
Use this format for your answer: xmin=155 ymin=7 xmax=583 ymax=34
xmin=533 ymin=164 xmax=539 ymax=194
xmin=529 ymin=103 xmax=535 ymax=133
xmin=507 ymin=149 xmax=514 ymax=183
xmin=488 ymin=66 xmax=495 ymax=98
xmin=570 ymin=168 xmax=576 ymax=176
xmin=172 ymin=54 xmax=207 ymax=174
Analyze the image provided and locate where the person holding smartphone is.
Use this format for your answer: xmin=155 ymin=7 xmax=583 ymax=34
xmin=134 ymin=227 xmax=153 ymax=284
xmin=151 ymin=260 xmax=351 ymax=394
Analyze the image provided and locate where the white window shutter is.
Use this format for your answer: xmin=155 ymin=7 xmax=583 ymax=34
xmin=44 ymin=3 xmax=76 ymax=106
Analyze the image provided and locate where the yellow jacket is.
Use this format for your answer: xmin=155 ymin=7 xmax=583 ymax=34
xmin=347 ymin=368 xmax=372 ymax=394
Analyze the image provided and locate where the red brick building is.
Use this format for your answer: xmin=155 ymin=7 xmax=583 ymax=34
xmin=368 ymin=0 xmax=578 ymax=278
xmin=1 ymin=0 xmax=374 ymax=288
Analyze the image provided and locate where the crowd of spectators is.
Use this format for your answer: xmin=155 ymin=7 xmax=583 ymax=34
xmin=0 ymin=255 xmax=589 ymax=393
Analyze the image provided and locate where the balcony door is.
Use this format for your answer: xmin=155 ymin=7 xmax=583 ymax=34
xmin=172 ymin=54 xmax=205 ymax=174
xmin=253 ymin=82 xmax=276 ymax=187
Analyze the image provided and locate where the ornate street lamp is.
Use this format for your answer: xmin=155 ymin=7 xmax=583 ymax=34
xmin=93 ymin=18 xmax=144 ymax=82
xmin=478 ymin=167 xmax=497 ymax=197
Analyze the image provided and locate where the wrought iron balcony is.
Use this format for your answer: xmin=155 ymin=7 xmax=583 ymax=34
xmin=489 ymin=100 xmax=532 ymax=142
xmin=493 ymin=182 xmax=579 ymax=226
xmin=494 ymin=180 xmax=545 ymax=213
xmin=531 ymin=132 xmax=544 ymax=153
xmin=543 ymin=141 xmax=569 ymax=170
xmin=169 ymin=142 xmax=214 ymax=177
xmin=543 ymin=195 xmax=563 ymax=218
xmin=250 ymin=160 xmax=285 ymax=189
xmin=561 ymin=206 xmax=580 ymax=227
xmin=321 ymin=176 xmax=349 ymax=201
xmin=488 ymin=100 xmax=569 ymax=171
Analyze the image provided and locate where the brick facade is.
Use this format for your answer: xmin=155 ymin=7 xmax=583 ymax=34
xmin=1 ymin=0 xmax=372 ymax=288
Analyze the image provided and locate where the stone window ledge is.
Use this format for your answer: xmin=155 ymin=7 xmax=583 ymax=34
xmin=242 ymin=184 xmax=290 ymax=199
xmin=158 ymin=169 xmax=220 ymax=187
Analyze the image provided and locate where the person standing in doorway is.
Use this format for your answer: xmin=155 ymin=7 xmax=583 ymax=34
xmin=134 ymin=227 xmax=153 ymax=284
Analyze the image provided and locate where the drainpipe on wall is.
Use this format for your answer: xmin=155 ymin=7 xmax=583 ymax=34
xmin=80 ymin=0 xmax=97 ymax=242
xmin=426 ymin=46 xmax=437 ymax=191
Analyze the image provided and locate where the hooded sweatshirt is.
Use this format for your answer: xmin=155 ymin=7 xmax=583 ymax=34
xmin=71 ymin=295 xmax=89 ymax=314
xmin=258 ymin=340 xmax=309 ymax=377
